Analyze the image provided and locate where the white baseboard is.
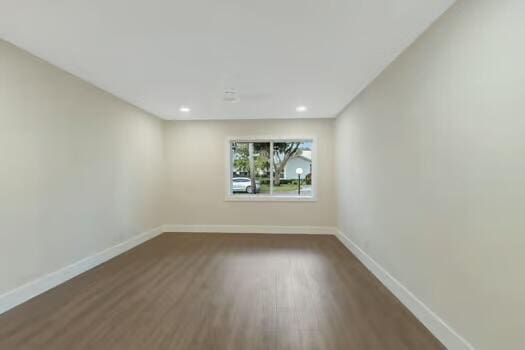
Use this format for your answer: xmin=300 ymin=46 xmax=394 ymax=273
xmin=335 ymin=229 xmax=474 ymax=350
xmin=0 ymin=223 xmax=474 ymax=350
xmin=163 ymin=224 xmax=338 ymax=235
xmin=0 ymin=225 xmax=164 ymax=316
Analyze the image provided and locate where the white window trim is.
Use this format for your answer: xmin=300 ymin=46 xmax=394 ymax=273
xmin=225 ymin=136 xmax=318 ymax=202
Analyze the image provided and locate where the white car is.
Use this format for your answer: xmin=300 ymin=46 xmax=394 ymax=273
xmin=232 ymin=177 xmax=261 ymax=193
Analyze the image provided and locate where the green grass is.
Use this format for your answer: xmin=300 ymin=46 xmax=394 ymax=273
xmin=260 ymin=183 xmax=300 ymax=193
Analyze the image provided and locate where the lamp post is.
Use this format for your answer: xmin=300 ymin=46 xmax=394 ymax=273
xmin=296 ymin=168 xmax=304 ymax=195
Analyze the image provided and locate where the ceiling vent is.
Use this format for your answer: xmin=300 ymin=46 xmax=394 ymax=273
xmin=223 ymin=88 xmax=240 ymax=103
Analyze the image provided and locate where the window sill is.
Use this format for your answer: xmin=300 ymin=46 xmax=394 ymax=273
xmin=225 ymin=195 xmax=317 ymax=202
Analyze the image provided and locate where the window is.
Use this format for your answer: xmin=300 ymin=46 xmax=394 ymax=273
xmin=227 ymin=138 xmax=315 ymax=200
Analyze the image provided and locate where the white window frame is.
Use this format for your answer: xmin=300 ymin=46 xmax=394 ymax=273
xmin=225 ymin=136 xmax=317 ymax=202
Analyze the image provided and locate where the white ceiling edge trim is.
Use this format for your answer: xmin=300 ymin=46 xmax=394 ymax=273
xmin=2 ymin=0 xmax=453 ymax=123
xmin=1 ymin=37 xmax=165 ymax=121
xmin=6 ymin=36 xmax=333 ymax=122
xmin=333 ymin=2 xmax=454 ymax=120
xmin=165 ymin=114 xmax=335 ymax=121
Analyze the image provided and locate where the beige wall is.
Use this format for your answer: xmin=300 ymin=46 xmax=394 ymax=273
xmin=335 ymin=0 xmax=525 ymax=349
xmin=3 ymin=0 xmax=524 ymax=346
xmin=163 ymin=119 xmax=336 ymax=227
xmin=0 ymin=40 xmax=165 ymax=295
xmin=0 ymin=38 xmax=336 ymax=302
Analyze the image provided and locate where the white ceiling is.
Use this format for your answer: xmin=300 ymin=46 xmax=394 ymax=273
xmin=0 ymin=0 xmax=454 ymax=120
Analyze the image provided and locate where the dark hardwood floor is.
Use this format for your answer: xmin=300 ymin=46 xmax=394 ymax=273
xmin=0 ymin=233 xmax=445 ymax=350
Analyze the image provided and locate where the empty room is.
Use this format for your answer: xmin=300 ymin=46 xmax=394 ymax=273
xmin=0 ymin=0 xmax=523 ymax=349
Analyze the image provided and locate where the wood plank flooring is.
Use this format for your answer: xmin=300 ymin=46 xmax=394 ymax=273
xmin=0 ymin=233 xmax=445 ymax=350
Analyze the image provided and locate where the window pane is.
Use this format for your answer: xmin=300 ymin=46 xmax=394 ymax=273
xmin=272 ymin=141 xmax=312 ymax=196
xmin=231 ymin=142 xmax=270 ymax=195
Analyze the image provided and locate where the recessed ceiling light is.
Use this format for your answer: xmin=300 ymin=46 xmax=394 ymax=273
xmin=179 ymin=106 xmax=190 ymax=112
xmin=296 ymin=105 xmax=307 ymax=112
